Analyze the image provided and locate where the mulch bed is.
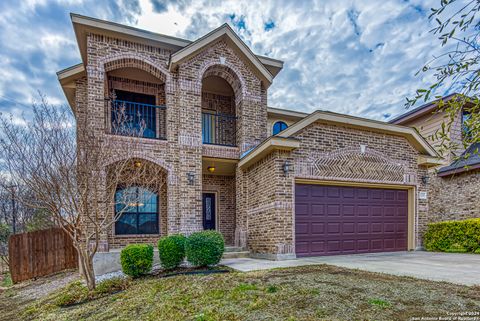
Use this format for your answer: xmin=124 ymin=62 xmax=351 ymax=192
xmin=151 ymin=266 xmax=231 ymax=278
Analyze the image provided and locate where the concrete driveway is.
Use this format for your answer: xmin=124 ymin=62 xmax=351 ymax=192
xmin=221 ymin=251 xmax=480 ymax=286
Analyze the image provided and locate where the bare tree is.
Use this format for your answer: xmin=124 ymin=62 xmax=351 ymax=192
xmin=408 ymin=0 xmax=479 ymax=157
xmin=0 ymin=96 xmax=166 ymax=289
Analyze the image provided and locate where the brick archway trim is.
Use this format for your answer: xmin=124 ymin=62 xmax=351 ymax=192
xmin=99 ymin=53 xmax=170 ymax=84
xmin=103 ymin=152 xmax=174 ymax=183
xmin=199 ymin=62 xmax=245 ymax=100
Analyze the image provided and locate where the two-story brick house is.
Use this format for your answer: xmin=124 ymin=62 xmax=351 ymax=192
xmin=58 ymin=14 xmax=440 ymax=270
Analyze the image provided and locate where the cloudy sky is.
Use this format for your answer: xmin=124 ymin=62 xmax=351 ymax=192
xmin=0 ymin=0 xmax=461 ymax=121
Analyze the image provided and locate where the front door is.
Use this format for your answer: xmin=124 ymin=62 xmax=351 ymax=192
xmin=202 ymin=193 xmax=216 ymax=230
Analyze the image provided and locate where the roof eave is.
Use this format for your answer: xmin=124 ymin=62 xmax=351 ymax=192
xmin=238 ymin=136 xmax=300 ymax=169
xmin=57 ymin=63 xmax=86 ymax=112
xmin=438 ymin=162 xmax=480 ymax=177
xmin=390 ymin=93 xmax=462 ymax=125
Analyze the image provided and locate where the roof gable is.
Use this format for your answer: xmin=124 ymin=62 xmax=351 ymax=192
xmin=169 ymin=23 xmax=274 ymax=87
xmin=280 ymin=110 xmax=439 ymax=157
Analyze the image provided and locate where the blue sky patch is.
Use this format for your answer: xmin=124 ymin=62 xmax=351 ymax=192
xmin=264 ymin=20 xmax=275 ymax=31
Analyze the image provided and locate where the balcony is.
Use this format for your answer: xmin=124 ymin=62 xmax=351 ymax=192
xmin=109 ymin=100 xmax=166 ymax=140
xmin=202 ymin=112 xmax=237 ymax=147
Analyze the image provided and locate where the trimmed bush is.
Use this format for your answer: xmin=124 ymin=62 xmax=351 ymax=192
xmin=120 ymin=244 xmax=154 ymax=278
xmin=185 ymin=231 xmax=225 ymax=267
xmin=158 ymin=234 xmax=186 ymax=270
xmin=423 ymin=218 xmax=480 ymax=253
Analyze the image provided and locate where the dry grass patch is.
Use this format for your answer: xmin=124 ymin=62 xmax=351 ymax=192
xmin=3 ymin=264 xmax=480 ymax=321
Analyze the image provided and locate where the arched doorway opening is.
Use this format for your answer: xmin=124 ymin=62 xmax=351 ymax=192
xmin=201 ymin=65 xmax=242 ymax=147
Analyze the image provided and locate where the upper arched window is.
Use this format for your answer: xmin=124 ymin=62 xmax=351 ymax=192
xmin=272 ymin=121 xmax=288 ymax=135
xmin=115 ymin=186 xmax=158 ymax=235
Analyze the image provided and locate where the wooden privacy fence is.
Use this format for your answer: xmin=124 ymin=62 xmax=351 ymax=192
xmin=8 ymin=227 xmax=78 ymax=283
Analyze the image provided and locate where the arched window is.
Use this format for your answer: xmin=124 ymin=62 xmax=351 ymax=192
xmin=115 ymin=186 xmax=158 ymax=235
xmin=272 ymin=121 xmax=288 ymax=135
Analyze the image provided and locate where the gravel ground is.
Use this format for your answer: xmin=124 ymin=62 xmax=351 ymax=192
xmin=16 ymin=270 xmax=79 ymax=300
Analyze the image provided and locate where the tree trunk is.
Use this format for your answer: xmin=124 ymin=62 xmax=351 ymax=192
xmin=78 ymin=249 xmax=96 ymax=290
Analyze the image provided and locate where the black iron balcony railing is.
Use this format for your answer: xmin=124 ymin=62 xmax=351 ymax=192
xmin=110 ymin=100 xmax=166 ymax=139
xmin=202 ymin=112 xmax=237 ymax=147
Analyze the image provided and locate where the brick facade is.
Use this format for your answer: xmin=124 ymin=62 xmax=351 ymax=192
xmin=74 ymin=29 xmax=266 ymax=251
xmin=427 ymin=170 xmax=480 ymax=224
xmin=67 ymin=20 xmax=437 ymax=259
xmin=241 ymin=121 xmax=429 ymax=258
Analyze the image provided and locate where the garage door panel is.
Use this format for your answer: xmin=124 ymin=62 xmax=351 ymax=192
xmin=384 ymin=223 xmax=395 ymax=233
xmin=343 ymin=205 xmax=355 ymax=216
xmin=371 ymin=222 xmax=383 ymax=233
xmin=342 ymin=240 xmax=355 ymax=251
xmin=357 ymin=205 xmax=369 ymax=216
xmin=327 ymin=240 xmax=341 ymax=252
xmin=295 ymin=203 xmax=309 ymax=216
xmin=327 ymin=204 xmax=341 ymax=216
xmin=371 ymin=239 xmax=383 ymax=250
xmin=342 ymin=188 xmax=355 ymax=198
xmin=384 ymin=239 xmax=396 ymax=250
xmin=327 ymin=187 xmax=340 ymax=198
xmin=311 ymin=185 xmax=325 ymax=197
xmin=396 ymin=223 xmax=407 ymax=233
xmin=396 ymin=239 xmax=407 ymax=248
xmin=311 ymin=241 xmax=325 ymax=253
xmin=311 ymin=204 xmax=325 ymax=216
xmin=327 ymin=223 xmax=340 ymax=233
xmin=295 ymin=222 xmax=309 ymax=235
xmin=295 ymin=184 xmax=408 ymax=257
xmin=384 ymin=206 xmax=396 ymax=216
xmin=357 ymin=222 xmax=369 ymax=233
xmin=296 ymin=184 xmax=310 ymax=197
xmin=398 ymin=191 xmax=408 ymax=200
xmin=342 ymin=222 xmax=355 ymax=234
xmin=357 ymin=240 xmax=369 ymax=251
xmin=372 ymin=190 xmax=383 ymax=199
xmin=311 ymin=223 xmax=325 ymax=234
xmin=295 ymin=242 xmax=309 ymax=254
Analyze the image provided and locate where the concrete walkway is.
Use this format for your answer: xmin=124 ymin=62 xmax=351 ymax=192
xmin=221 ymin=251 xmax=480 ymax=286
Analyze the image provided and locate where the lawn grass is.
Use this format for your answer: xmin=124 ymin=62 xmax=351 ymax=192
xmin=5 ymin=264 xmax=480 ymax=321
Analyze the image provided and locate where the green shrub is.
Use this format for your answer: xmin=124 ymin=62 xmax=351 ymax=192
xmin=94 ymin=277 xmax=130 ymax=296
xmin=445 ymin=243 xmax=468 ymax=253
xmin=54 ymin=281 xmax=89 ymax=306
xmin=185 ymin=231 xmax=225 ymax=267
xmin=158 ymin=234 xmax=186 ymax=270
xmin=120 ymin=244 xmax=154 ymax=278
xmin=423 ymin=218 xmax=480 ymax=253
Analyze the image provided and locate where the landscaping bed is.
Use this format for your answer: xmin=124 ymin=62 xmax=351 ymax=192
xmin=8 ymin=264 xmax=480 ymax=321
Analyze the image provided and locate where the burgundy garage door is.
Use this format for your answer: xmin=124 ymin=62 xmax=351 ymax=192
xmin=295 ymin=184 xmax=408 ymax=257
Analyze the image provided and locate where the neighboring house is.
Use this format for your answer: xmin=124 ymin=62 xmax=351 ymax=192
xmin=58 ymin=13 xmax=440 ymax=264
xmin=391 ymin=97 xmax=480 ymax=224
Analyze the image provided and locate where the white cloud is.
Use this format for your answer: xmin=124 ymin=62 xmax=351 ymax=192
xmin=0 ymin=0 xmax=456 ymax=121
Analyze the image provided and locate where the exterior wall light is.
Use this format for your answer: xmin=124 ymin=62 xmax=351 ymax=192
xmin=187 ymin=172 xmax=195 ymax=185
xmin=421 ymin=175 xmax=430 ymax=185
xmin=207 ymin=166 xmax=215 ymax=173
xmin=283 ymin=160 xmax=291 ymax=176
